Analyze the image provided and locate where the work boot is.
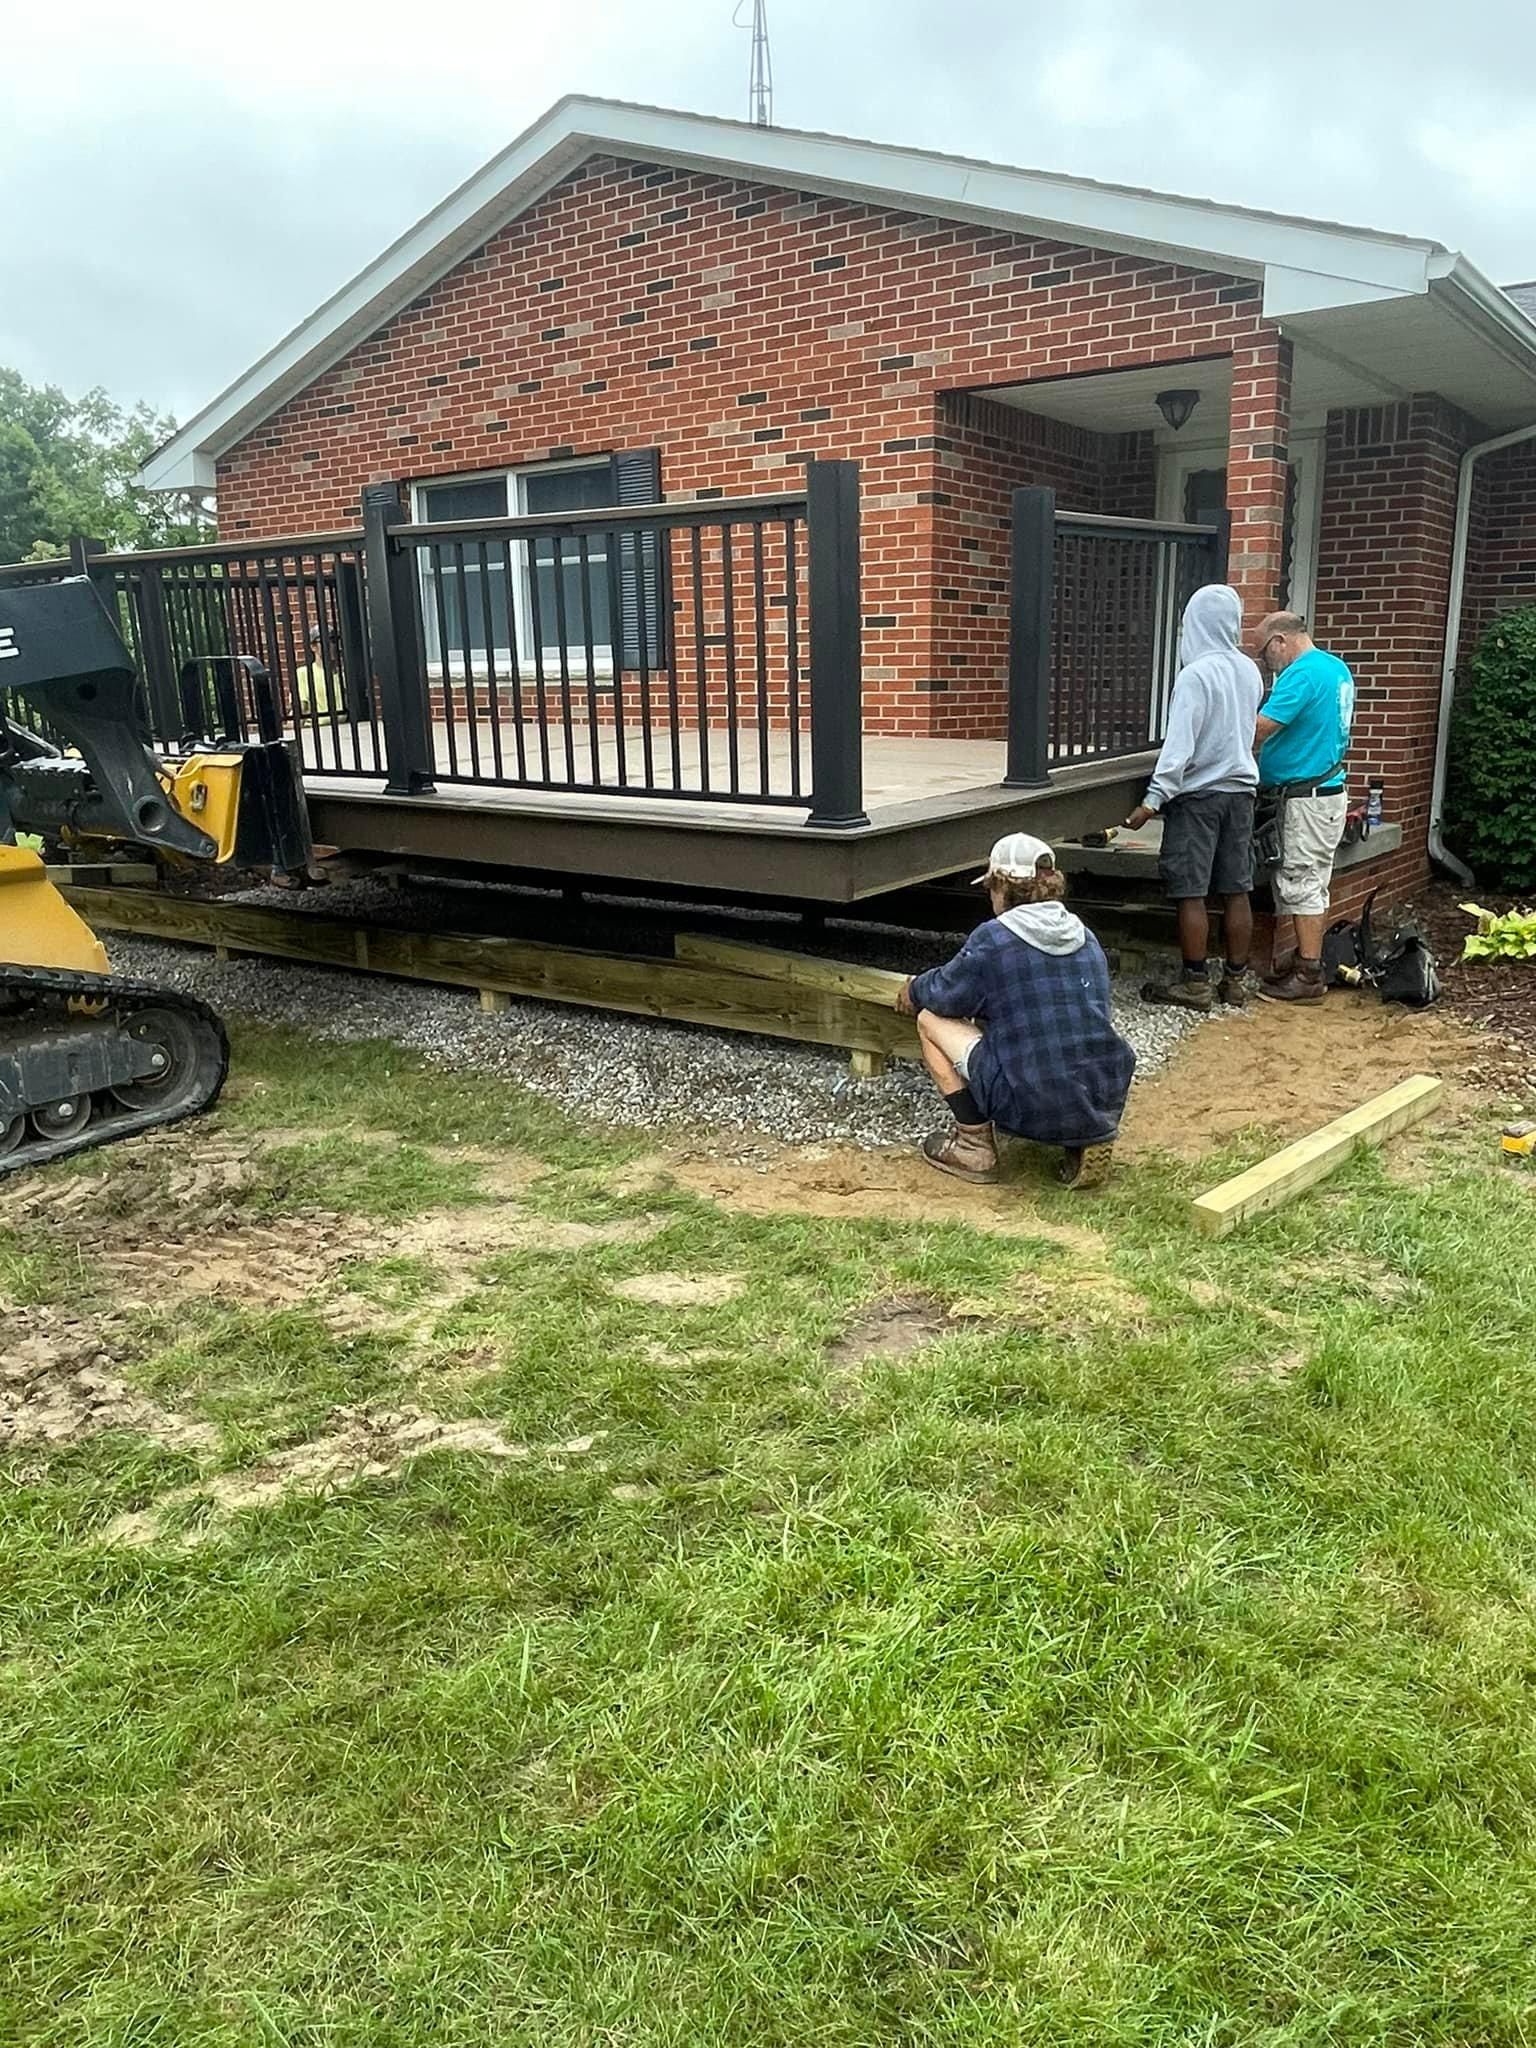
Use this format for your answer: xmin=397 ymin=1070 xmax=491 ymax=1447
xmin=1262 ymin=951 xmax=1296 ymax=988
xmin=921 ymin=1120 xmax=1001 ymax=1184
xmin=1060 ymin=1139 xmax=1117 ymax=1190
xmin=1259 ymin=958 xmax=1326 ymax=1004
xmin=1140 ymin=970 xmax=1213 ymax=1013
xmin=1218 ymin=966 xmax=1256 ymax=1007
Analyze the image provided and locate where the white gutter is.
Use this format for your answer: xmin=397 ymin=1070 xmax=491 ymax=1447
xmin=1430 ymin=419 xmax=1536 ymax=883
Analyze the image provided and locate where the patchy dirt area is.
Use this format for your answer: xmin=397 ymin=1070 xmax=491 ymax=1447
xmin=607 ymin=1271 xmax=745 ymax=1307
xmin=654 ymin=1147 xmax=1109 ymax=1244
xmin=1120 ymin=988 xmax=1496 ymax=1161
xmin=6 ymin=1130 xmax=662 ymax=1340
xmin=100 ymin=1407 xmax=605 ymax=1549
xmin=7 ymin=1132 xmax=270 ymax=1239
xmin=827 ymin=1295 xmax=959 ymax=1370
xmin=2 ymin=1307 xmax=218 ymax=1452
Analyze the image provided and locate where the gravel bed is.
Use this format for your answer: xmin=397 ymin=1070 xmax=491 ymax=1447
xmin=102 ymin=882 xmax=1201 ymax=1147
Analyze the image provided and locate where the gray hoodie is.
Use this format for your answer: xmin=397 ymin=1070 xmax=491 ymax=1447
xmin=1144 ymin=584 xmax=1264 ymax=812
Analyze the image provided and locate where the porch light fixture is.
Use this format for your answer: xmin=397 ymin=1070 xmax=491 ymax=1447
xmin=1156 ymin=388 xmax=1201 ymax=432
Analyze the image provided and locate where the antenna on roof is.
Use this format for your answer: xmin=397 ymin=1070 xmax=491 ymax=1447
xmin=732 ymin=0 xmax=774 ymax=126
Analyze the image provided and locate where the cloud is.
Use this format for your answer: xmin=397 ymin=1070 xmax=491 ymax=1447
xmin=1418 ymin=112 xmax=1536 ymax=210
xmin=3 ymin=0 xmax=1534 ymax=419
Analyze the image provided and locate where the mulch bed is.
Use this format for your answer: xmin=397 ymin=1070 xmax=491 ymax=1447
xmin=1402 ymin=883 xmax=1536 ymax=1099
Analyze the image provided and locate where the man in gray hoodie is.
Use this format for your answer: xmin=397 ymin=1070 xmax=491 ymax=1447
xmin=1125 ymin=583 xmax=1264 ymax=1011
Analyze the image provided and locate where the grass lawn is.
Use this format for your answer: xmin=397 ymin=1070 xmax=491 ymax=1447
xmin=4 ymin=1021 xmax=1536 ymax=2044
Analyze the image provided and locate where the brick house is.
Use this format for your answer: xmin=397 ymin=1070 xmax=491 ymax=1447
xmin=143 ymin=99 xmax=1536 ymax=904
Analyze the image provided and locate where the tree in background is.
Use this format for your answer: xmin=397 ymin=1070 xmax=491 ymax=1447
xmin=0 ymin=367 xmax=212 ymax=561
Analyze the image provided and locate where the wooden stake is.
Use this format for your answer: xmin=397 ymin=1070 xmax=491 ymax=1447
xmin=848 ymin=1048 xmax=887 ymax=1079
xmin=1190 ymin=1074 xmax=1444 ymax=1238
xmin=479 ymin=988 xmax=512 ymax=1014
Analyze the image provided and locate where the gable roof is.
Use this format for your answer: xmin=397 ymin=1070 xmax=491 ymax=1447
xmin=140 ymin=96 xmax=1536 ymax=488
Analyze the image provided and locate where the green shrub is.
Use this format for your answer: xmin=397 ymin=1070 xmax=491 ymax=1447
xmin=1445 ymin=606 xmax=1536 ymax=889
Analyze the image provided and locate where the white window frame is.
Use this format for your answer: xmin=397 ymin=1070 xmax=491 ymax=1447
xmin=411 ymin=456 xmax=615 ymax=679
xmin=1155 ymin=431 xmax=1324 ymax=621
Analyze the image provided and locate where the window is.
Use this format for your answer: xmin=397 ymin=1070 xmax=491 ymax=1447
xmin=414 ymin=458 xmax=620 ymax=676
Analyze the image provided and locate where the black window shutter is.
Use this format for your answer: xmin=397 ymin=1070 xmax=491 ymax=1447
xmin=610 ymin=448 xmax=666 ymax=670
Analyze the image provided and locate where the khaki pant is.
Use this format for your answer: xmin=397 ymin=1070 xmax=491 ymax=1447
xmin=1272 ymin=791 xmax=1348 ymax=916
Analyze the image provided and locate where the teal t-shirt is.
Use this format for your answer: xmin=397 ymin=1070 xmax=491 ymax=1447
xmin=1258 ymin=647 xmax=1354 ymax=787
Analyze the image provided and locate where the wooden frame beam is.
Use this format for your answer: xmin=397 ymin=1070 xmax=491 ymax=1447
xmin=64 ymin=888 xmax=921 ymax=1064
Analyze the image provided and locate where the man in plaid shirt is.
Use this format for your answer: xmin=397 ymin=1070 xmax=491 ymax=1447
xmin=897 ymin=832 xmax=1134 ymax=1189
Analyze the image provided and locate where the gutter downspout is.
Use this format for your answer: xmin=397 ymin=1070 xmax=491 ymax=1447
xmin=1430 ymin=419 xmax=1536 ymax=884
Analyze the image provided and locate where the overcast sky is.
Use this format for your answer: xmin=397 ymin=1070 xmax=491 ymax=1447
xmin=3 ymin=0 xmax=1533 ymax=423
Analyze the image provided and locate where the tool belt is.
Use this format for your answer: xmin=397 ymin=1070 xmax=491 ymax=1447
xmin=1255 ymin=761 xmax=1346 ymax=868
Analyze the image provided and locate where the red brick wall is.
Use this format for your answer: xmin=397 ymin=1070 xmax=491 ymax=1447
xmin=1227 ymin=333 xmax=1293 ymax=627
xmin=921 ymin=394 xmax=1154 ymax=734
xmin=1461 ymin=440 xmax=1536 ymax=650
xmin=1309 ymin=395 xmax=1481 ymax=902
xmin=215 ymin=153 xmax=1280 ymax=738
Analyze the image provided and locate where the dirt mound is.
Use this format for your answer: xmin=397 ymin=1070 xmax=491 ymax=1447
xmin=1122 ymin=992 xmax=1473 ymax=1161
xmin=101 ymin=1406 xmax=604 ymax=1548
xmin=2 ymin=1308 xmax=218 ymax=1452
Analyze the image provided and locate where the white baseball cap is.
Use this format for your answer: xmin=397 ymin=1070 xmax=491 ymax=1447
xmin=972 ymin=830 xmax=1056 ymax=885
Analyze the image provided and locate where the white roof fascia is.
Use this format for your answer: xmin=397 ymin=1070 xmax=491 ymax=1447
xmin=1262 ymin=266 xmax=1417 ymax=319
xmin=1428 ymin=253 xmax=1536 ymax=386
xmin=139 ymin=97 xmax=1455 ymax=490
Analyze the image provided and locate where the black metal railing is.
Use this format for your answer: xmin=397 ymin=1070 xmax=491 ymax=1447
xmin=378 ymin=487 xmax=817 ymax=808
xmin=1005 ymin=486 xmax=1229 ymax=785
xmin=1 ymin=531 xmax=381 ymax=776
xmin=1 ymin=461 xmax=868 ymax=829
xmin=363 ymin=462 xmax=861 ymax=822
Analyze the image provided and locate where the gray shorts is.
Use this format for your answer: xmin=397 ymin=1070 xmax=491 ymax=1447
xmin=1158 ymin=790 xmax=1255 ymax=900
xmin=1271 ymin=791 xmax=1348 ymax=916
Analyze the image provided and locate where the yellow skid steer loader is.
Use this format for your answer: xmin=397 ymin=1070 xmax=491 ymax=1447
xmin=1 ymin=576 xmax=312 ymax=1174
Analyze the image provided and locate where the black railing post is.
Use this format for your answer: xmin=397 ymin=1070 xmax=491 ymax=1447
xmin=66 ymin=534 xmax=108 ymax=596
xmin=805 ymin=459 xmax=867 ymax=829
xmin=1004 ymin=486 xmax=1055 ymax=788
xmin=362 ymin=482 xmax=435 ymax=794
xmin=130 ymin=564 xmax=184 ymax=747
xmin=335 ymin=558 xmax=370 ymax=721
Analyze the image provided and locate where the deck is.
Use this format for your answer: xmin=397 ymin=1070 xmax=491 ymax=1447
xmin=3 ymin=466 xmax=1213 ymax=907
xmin=300 ymin=731 xmax=1155 ymax=903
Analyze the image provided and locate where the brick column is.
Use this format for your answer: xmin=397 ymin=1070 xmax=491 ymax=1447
xmin=1226 ymin=331 xmax=1294 ymax=627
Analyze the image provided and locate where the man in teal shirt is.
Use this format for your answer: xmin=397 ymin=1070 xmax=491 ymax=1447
xmin=1252 ymin=612 xmax=1355 ymax=1004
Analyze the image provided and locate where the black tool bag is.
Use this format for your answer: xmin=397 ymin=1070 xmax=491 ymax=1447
xmin=1321 ymin=890 xmax=1441 ymax=1007
xmin=1375 ymin=922 xmax=1441 ymax=1008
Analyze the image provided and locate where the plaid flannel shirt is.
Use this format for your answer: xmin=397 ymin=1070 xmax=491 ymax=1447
xmin=910 ymin=921 xmax=1134 ymax=1145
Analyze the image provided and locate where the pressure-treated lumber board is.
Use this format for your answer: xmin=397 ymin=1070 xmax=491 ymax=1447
xmin=64 ymin=887 xmax=917 ymax=1059
xmin=1190 ymin=1074 xmax=1444 ymax=1238
xmin=673 ymin=933 xmax=920 ymax=1063
xmin=673 ymin=930 xmax=912 ymax=1011
xmin=45 ymin=862 xmax=157 ymax=888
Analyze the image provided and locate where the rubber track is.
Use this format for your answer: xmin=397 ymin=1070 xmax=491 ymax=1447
xmin=0 ymin=964 xmax=229 ymax=1179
